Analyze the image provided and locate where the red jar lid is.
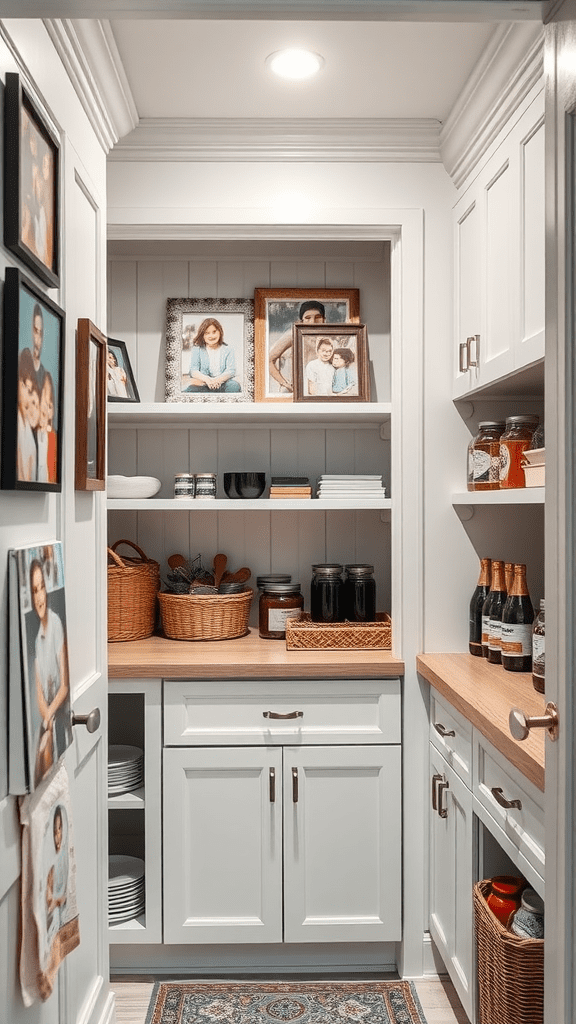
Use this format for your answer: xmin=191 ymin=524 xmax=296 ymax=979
xmin=490 ymin=875 xmax=524 ymax=896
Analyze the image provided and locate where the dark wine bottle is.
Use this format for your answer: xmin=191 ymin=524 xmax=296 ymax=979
xmin=482 ymin=560 xmax=506 ymax=662
xmin=501 ymin=563 xmax=534 ymax=672
xmin=469 ymin=557 xmax=491 ymax=657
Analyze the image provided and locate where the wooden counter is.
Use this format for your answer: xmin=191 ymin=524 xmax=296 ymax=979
xmin=108 ymin=629 xmax=404 ymax=680
xmin=417 ymin=653 xmax=545 ymax=791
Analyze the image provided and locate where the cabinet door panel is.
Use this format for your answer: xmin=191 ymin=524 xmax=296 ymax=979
xmin=454 ymin=196 xmax=481 ymax=398
xmin=480 ymin=158 xmax=517 ymax=386
xmin=519 ymin=116 xmax=545 ymax=366
xmin=429 ymin=747 xmax=474 ymax=1023
xmin=283 ymin=745 xmax=401 ymax=943
xmin=163 ymin=746 xmax=282 ymax=943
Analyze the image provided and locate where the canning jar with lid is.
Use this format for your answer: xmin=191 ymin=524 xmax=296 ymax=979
xmin=499 ymin=416 xmax=540 ymax=489
xmin=343 ymin=564 xmax=376 ymax=621
xmin=174 ymin=472 xmax=195 ymax=499
xmin=194 ymin=472 xmax=217 ymax=499
xmin=259 ymin=582 xmax=303 ymax=639
xmin=310 ymin=564 xmax=344 ymax=623
xmin=469 ymin=421 xmax=506 ymax=491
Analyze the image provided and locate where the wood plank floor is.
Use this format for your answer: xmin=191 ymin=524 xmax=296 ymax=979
xmin=110 ymin=975 xmax=470 ymax=1024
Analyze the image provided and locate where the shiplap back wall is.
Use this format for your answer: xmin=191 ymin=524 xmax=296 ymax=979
xmin=107 ymin=243 xmax=392 ymax=620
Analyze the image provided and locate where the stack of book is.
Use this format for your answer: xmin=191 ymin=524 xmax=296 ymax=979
xmin=316 ymin=474 xmax=387 ymax=499
xmin=269 ymin=476 xmax=312 ymax=499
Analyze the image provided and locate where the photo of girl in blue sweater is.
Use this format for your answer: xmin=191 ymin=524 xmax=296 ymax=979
xmin=185 ymin=318 xmax=241 ymax=393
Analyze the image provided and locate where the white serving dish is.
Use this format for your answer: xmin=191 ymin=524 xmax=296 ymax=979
xmin=522 ymin=447 xmax=545 ymax=467
xmin=522 ymin=463 xmax=545 ymax=487
xmin=107 ymin=474 xmax=162 ymax=499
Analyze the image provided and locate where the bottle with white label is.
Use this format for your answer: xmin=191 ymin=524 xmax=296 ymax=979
xmin=501 ymin=564 xmax=534 ymax=672
xmin=482 ymin=560 xmax=506 ymax=662
xmin=532 ymin=599 xmax=545 ymax=693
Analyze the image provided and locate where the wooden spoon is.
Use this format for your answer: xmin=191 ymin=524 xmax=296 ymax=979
xmin=212 ymin=553 xmax=228 ymax=590
xmin=226 ymin=567 xmax=251 ymax=584
xmin=168 ymin=553 xmax=187 ymax=569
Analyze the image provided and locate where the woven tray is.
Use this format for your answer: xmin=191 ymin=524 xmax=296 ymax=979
xmin=158 ymin=588 xmax=253 ymax=641
xmin=285 ymin=612 xmax=391 ymax=651
xmin=474 ymin=879 xmax=543 ymax=1024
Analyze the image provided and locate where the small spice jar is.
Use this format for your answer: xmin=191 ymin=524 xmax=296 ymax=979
xmin=486 ymin=876 xmax=524 ymax=927
xmin=310 ymin=564 xmax=344 ymax=623
xmin=174 ymin=472 xmax=195 ymax=499
xmin=510 ymin=888 xmax=545 ymax=939
xmin=194 ymin=472 xmax=217 ymax=499
xmin=343 ymin=564 xmax=376 ymax=621
xmin=469 ymin=421 xmax=506 ymax=491
xmin=499 ymin=416 xmax=540 ymax=489
xmin=259 ymin=582 xmax=303 ymax=639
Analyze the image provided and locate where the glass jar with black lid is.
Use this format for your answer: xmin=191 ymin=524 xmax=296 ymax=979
xmin=344 ymin=564 xmax=376 ymax=621
xmin=310 ymin=564 xmax=344 ymax=623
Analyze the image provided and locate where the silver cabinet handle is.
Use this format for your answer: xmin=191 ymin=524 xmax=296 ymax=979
xmin=71 ymin=708 xmax=101 ymax=733
xmin=459 ymin=341 xmax=469 ymax=373
xmin=434 ymin=722 xmax=456 ymax=738
xmin=437 ymin=778 xmax=449 ymax=818
xmin=491 ymin=786 xmax=522 ymax=811
xmin=269 ymin=767 xmax=275 ymax=803
xmin=263 ymin=711 xmax=303 ymax=720
xmin=509 ymin=702 xmax=559 ymax=742
xmin=431 ymin=772 xmax=442 ymax=811
xmin=467 ymin=334 xmax=480 ymax=368
xmin=292 ymin=767 xmax=299 ymax=803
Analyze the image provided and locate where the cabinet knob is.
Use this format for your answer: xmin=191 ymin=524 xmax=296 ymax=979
xmin=71 ymin=708 xmax=101 ymax=733
xmin=509 ymin=702 xmax=559 ymax=742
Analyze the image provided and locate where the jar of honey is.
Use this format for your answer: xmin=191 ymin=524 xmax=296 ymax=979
xmin=499 ymin=416 xmax=540 ymax=489
xmin=486 ymin=876 xmax=524 ymax=927
xmin=259 ymin=582 xmax=303 ymax=639
xmin=470 ymin=421 xmax=505 ymax=491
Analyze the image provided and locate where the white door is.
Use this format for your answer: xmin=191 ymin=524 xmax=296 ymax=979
xmin=283 ymin=744 xmax=401 ymax=944
xmin=543 ymin=8 xmax=576 ymax=1023
xmin=163 ymin=746 xmax=283 ymax=944
xmin=453 ymin=190 xmax=482 ymax=398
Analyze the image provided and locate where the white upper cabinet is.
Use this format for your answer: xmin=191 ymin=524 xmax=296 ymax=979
xmin=453 ymin=90 xmax=545 ymax=398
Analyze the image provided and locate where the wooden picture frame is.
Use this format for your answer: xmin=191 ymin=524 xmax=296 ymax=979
xmin=254 ymin=287 xmax=360 ymax=403
xmin=4 ymin=72 xmax=60 ymax=288
xmin=1 ymin=266 xmax=65 ymax=491
xmin=106 ymin=338 xmax=140 ymax=403
xmin=165 ymin=297 xmax=254 ymax=402
xmin=75 ymin=319 xmax=106 ymax=491
xmin=292 ymin=322 xmax=370 ymax=403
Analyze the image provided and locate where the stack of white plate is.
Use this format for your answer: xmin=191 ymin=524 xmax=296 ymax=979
xmin=108 ymin=854 xmax=145 ymax=924
xmin=316 ymin=474 xmax=387 ymax=499
xmin=108 ymin=744 xmax=144 ymax=796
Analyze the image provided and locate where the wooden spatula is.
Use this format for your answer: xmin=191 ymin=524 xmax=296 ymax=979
xmin=168 ymin=553 xmax=187 ymax=569
xmin=212 ymin=553 xmax=228 ymax=589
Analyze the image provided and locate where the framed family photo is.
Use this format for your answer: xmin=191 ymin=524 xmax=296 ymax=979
xmin=75 ymin=319 xmax=106 ymax=491
xmin=106 ymin=337 xmax=140 ymax=403
xmin=165 ymin=297 xmax=254 ymax=402
xmin=292 ymin=322 xmax=370 ymax=403
xmin=1 ymin=267 xmax=65 ymax=492
xmin=254 ymin=287 xmax=360 ymax=402
xmin=4 ymin=73 xmax=60 ymax=288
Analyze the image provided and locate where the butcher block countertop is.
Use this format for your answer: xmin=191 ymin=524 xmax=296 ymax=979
xmin=108 ymin=629 xmax=405 ymax=680
xmin=417 ymin=653 xmax=545 ymax=791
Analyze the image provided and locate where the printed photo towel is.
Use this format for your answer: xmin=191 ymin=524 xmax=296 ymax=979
xmin=19 ymin=762 xmax=80 ymax=1005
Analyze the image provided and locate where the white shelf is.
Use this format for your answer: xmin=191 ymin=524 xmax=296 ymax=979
xmin=107 ymin=401 xmax=392 ymax=427
xmin=452 ymin=488 xmax=545 ymax=505
xmin=108 ymin=497 xmax=392 ymax=511
xmin=108 ymin=787 xmax=145 ymax=810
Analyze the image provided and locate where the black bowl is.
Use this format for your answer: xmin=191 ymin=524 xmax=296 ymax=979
xmin=223 ymin=472 xmax=266 ymax=499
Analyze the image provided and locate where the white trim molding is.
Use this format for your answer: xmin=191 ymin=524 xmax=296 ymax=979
xmin=440 ymin=21 xmax=544 ymax=188
xmin=108 ymin=117 xmax=442 ymax=163
xmin=44 ymin=18 xmax=138 ymax=152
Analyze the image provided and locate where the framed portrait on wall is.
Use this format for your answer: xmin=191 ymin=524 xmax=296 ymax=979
xmin=75 ymin=319 xmax=106 ymax=491
xmin=1 ymin=267 xmax=65 ymax=492
xmin=106 ymin=338 xmax=140 ymax=403
xmin=165 ymin=297 xmax=254 ymax=402
xmin=292 ymin=322 xmax=370 ymax=403
xmin=3 ymin=73 xmax=60 ymax=288
xmin=254 ymin=287 xmax=360 ymax=402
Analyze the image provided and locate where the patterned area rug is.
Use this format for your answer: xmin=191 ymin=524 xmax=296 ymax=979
xmin=145 ymin=981 xmax=429 ymax=1024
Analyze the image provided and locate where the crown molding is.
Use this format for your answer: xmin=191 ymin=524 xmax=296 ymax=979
xmin=44 ymin=18 xmax=138 ymax=152
xmin=440 ymin=21 xmax=544 ymax=188
xmin=108 ymin=117 xmax=442 ymax=163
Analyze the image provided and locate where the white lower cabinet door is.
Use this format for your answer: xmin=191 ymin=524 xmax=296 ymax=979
xmin=163 ymin=746 xmax=283 ymax=943
xmin=429 ymin=746 xmax=474 ymax=1023
xmin=283 ymin=744 xmax=401 ymax=943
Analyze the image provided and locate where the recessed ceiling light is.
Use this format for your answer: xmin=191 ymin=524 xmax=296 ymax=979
xmin=266 ymin=49 xmax=324 ymax=81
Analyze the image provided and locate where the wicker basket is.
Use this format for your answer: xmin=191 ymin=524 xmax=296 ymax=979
xmin=474 ymin=879 xmax=544 ymax=1024
xmin=107 ymin=540 xmax=160 ymax=642
xmin=158 ymin=587 xmax=253 ymax=641
xmin=285 ymin=612 xmax=392 ymax=651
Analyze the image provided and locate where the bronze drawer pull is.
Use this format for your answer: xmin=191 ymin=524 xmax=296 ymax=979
xmin=269 ymin=767 xmax=275 ymax=803
xmin=434 ymin=722 xmax=455 ymax=738
xmin=292 ymin=767 xmax=298 ymax=803
xmin=437 ymin=778 xmax=449 ymax=818
xmin=263 ymin=711 xmax=303 ymax=719
xmin=491 ymin=786 xmax=522 ymax=811
xmin=431 ymin=773 xmax=442 ymax=811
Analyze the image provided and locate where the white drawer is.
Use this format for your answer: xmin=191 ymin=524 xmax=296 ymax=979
xmin=473 ymin=733 xmax=544 ymax=883
xmin=164 ymin=678 xmax=401 ymax=746
xmin=429 ymin=690 xmax=472 ymax=788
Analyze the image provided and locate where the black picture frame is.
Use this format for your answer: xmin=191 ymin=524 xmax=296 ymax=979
xmin=106 ymin=338 xmax=140 ymax=403
xmin=1 ymin=266 xmax=65 ymax=492
xmin=4 ymin=72 xmax=60 ymax=288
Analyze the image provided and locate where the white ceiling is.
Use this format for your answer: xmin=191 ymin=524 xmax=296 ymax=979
xmin=109 ymin=19 xmax=496 ymax=120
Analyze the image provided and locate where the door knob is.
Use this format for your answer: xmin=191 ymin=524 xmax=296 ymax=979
xmin=509 ymin=702 xmax=558 ymax=742
xmin=71 ymin=708 xmax=101 ymax=733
